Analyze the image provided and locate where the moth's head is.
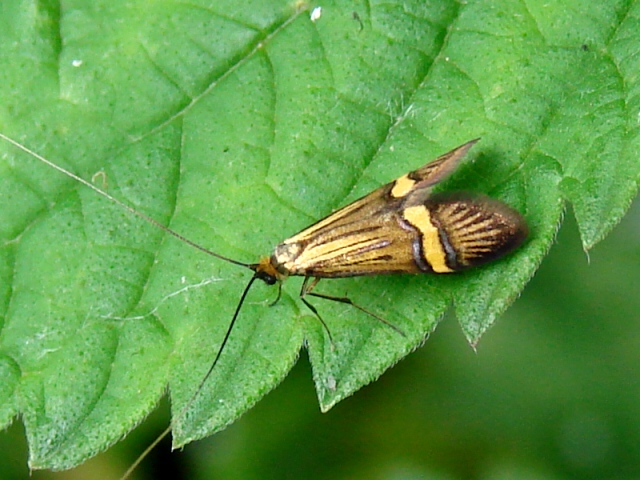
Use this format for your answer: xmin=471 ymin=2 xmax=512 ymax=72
xmin=251 ymin=257 xmax=286 ymax=285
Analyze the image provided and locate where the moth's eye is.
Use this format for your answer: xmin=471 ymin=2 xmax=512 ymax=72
xmin=262 ymin=274 xmax=278 ymax=286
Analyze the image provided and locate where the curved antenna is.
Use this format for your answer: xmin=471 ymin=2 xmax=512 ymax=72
xmin=0 ymin=133 xmax=265 ymax=477
xmin=0 ymin=132 xmax=251 ymax=268
xmin=120 ymin=273 xmax=261 ymax=480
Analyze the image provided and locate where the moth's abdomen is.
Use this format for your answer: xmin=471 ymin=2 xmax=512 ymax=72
xmin=424 ymin=193 xmax=528 ymax=271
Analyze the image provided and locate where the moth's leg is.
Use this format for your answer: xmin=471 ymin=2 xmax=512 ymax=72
xmin=299 ymin=277 xmax=335 ymax=348
xmin=269 ymin=281 xmax=283 ymax=307
xmin=302 ymin=278 xmax=406 ymax=337
xmin=301 ymin=276 xmax=322 ymax=296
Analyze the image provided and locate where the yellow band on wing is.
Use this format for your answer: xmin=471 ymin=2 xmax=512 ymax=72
xmin=402 ymin=205 xmax=453 ymax=273
xmin=390 ymin=174 xmax=416 ymax=198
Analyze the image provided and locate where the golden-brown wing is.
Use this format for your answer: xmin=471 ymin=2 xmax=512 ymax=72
xmin=269 ymin=140 xmax=526 ymax=278
xmin=423 ymin=193 xmax=528 ymax=270
xmin=271 ymin=186 xmax=420 ymax=277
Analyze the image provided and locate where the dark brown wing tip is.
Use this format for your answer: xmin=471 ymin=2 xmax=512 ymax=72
xmin=439 ymin=138 xmax=481 ymax=165
xmin=425 ymin=193 xmax=528 ymax=271
xmin=408 ymin=139 xmax=481 ymax=193
xmin=456 ymin=137 xmax=481 ymax=154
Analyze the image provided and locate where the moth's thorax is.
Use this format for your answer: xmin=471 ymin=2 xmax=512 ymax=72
xmin=271 ymin=241 xmax=303 ymax=275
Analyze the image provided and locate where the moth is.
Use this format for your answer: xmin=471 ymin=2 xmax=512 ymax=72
xmin=246 ymin=138 xmax=527 ymax=331
xmin=0 ymin=134 xmax=527 ymax=477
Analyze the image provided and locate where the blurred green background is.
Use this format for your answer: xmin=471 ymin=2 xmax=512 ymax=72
xmin=2 ymin=198 xmax=638 ymax=480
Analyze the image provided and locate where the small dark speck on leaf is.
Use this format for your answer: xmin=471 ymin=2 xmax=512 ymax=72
xmin=352 ymin=11 xmax=363 ymax=31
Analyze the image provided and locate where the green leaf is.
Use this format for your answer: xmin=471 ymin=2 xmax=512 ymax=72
xmin=0 ymin=0 xmax=638 ymax=471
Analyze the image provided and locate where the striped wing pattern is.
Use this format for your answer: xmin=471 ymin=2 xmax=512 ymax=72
xmin=272 ymin=186 xmax=422 ymax=277
xmin=269 ymin=140 xmax=527 ymax=279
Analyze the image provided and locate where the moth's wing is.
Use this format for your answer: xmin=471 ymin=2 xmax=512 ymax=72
xmin=274 ymin=185 xmax=422 ymax=277
xmin=272 ymin=139 xmax=485 ymax=277
xmin=393 ymin=139 xmax=480 ymax=205
xmin=423 ymin=192 xmax=528 ymax=270
xmin=286 ymin=138 xmax=480 ymax=241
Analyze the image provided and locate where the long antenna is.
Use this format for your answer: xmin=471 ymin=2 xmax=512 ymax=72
xmin=0 ymin=132 xmax=251 ymax=268
xmin=0 ymin=133 xmax=263 ymax=477
xmin=120 ymin=274 xmax=260 ymax=480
